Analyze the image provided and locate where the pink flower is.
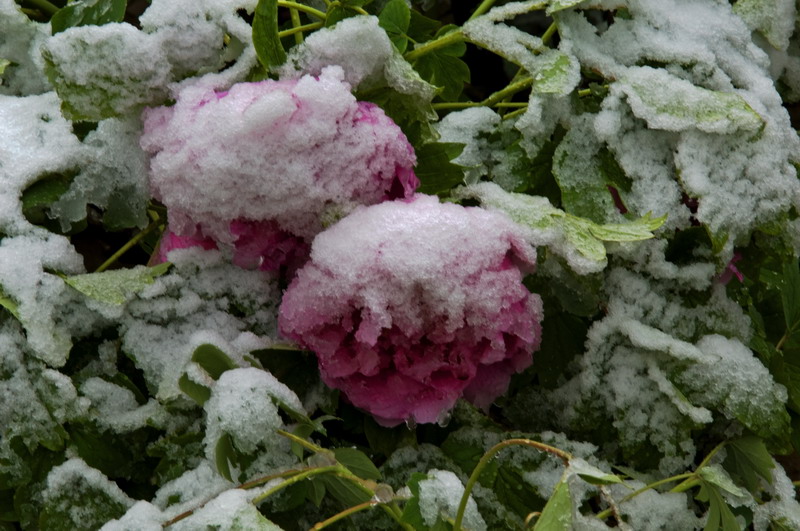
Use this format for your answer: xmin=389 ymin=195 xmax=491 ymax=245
xmin=140 ymin=66 xmax=418 ymax=271
xmin=154 ymin=220 xmax=309 ymax=275
xmin=278 ymin=195 xmax=543 ymax=427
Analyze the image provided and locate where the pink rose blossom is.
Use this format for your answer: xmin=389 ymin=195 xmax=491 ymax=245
xmin=140 ymin=66 xmax=418 ymax=271
xmin=278 ymin=195 xmax=543 ymax=427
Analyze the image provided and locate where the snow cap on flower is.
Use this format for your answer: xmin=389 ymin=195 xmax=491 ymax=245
xmin=140 ymin=65 xmax=418 ymax=260
xmin=279 ymin=195 xmax=543 ymax=427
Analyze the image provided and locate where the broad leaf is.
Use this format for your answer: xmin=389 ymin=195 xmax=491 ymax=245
xmin=781 ymin=261 xmax=800 ymax=338
xmin=619 ymin=66 xmax=764 ymax=134
xmin=318 ymin=474 xmax=372 ymax=506
xmin=569 ymin=458 xmax=623 ymax=485
xmin=414 ymin=141 xmax=466 ymax=194
xmin=215 ymin=433 xmax=237 ymax=482
xmin=333 ymin=447 xmax=381 ymax=480
xmin=696 ymin=476 xmax=742 ymax=531
xmin=252 ymin=0 xmax=286 ymax=69
xmin=178 ymin=374 xmax=212 ymax=406
xmin=699 ymin=465 xmax=746 ymax=498
xmin=410 ymin=26 xmax=469 ymax=101
xmin=63 ymin=263 xmax=171 ymax=306
xmin=50 ymin=0 xmax=126 ymax=35
xmin=533 ymin=478 xmax=572 ymax=530
xmin=379 ymin=0 xmax=411 ymax=53
xmin=191 ymin=343 xmax=237 ymax=380
xmin=722 ymin=436 xmax=775 ymax=495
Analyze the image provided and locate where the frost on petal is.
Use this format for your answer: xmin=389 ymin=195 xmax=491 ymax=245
xmin=142 ymin=67 xmax=418 ymax=271
xmin=279 ymin=196 xmax=542 ymax=426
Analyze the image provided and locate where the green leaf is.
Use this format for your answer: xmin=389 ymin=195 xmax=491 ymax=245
xmin=414 ymin=141 xmax=466 ymax=194
xmin=698 ymin=465 xmax=746 ymax=498
xmin=457 ymin=182 xmax=665 ymax=268
xmin=588 ymin=212 xmax=668 ymax=241
xmin=178 ymin=374 xmax=212 ymax=406
xmin=307 ymin=478 xmax=326 ymax=507
xmin=400 ymin=473 xmax=428 ymax=528
xmin=722 ymin=436 xmax=775 ymax=495
xmin=252 ymin=0 xmax=286 ymax=69
xmin=619 ymin=66 xmax=764 ymax=134
xmin=50 ymin=0 xmax=126 ymax=35
xmin=21 ymin=174 xmax=72 ymax=225
xmin=0 ymin=287 xmax=20 ymax=320
xmin=318 ymin=474 xmax=372 ymax=506
xmin=0 ymin=58 xmax=9 ymax=77
xmin=379 ymin=0 xmax=411 ymax=53
xmin=215 ymin=433 xmax=237 ymax=482
xmin=410 ymin=26 xmax=469 ymax=101
xmin=533 ymin=478 xmax=572 ymax=530
xmin=64 ymin=263 xmax=171 ymax=306
xmin=191 ymin=343 xmax=238 ymax=380
xmin=546 ymin=0 xmax=587 ymax=14
xmin=333 ymin=447 xmax=381 ymax=480
xmin=696 ymin=476 xmax=742 ymax=531
xmin=531 ymin=50 xmax=578 ymax=95
xmin=781 ymin=260 xmax=800 ymax=337
xmin=569 ymin=458 xmax=623 ymax=485
xmin=407 ymin=10 xmax=441 ymax=43
xmin=325 ymin=6 xmax=354 ymax=27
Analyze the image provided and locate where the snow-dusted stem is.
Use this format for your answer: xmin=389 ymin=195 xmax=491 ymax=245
xmin=453 ymin=439 xmax=572 ymax=531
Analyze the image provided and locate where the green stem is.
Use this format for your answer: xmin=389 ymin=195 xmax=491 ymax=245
xmin=431 ymin=101 xmax=528 ymax=110
xmin=95 ymin=216 xmax=164 ymax=273
xmin=468 ymin=0 xmax=497 ymax=20
xmin=501 ymin=107 xmax=528 ymax=120
xmin=541 ymin=21 xmax=558 ymax=46
xmin=251 ymin=465 xmax=341 ymax=505
xmin=277 ymin=1 xmax=326 ymax=20
xmin=776 ymin=332 xmax=789 ymax=351
xmin=276 ymin=429 xmax=329 ymax=454
xmin=278 ymin=21 xmax=324 ymax=39
xmin=289 ymin=8 xmax=304 ymax=45
xmin=310 ymin=500 xmax=381 ymax=530
xmin=482 ymin=77 xmax=533 ymax=106
xmin=405 ymin=30 xmax=466 ymax=62
xmin=595 ymin=472 xmax=694 ymax=521
xmin=454 ymin=439 xmax=572 ymax=531
xmin=22 ymin=0 xmax=58 ymax=16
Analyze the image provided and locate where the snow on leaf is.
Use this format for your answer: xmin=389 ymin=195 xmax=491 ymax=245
xmin=64 ymin=263 xmax=171 ymax=306
xmin=618 ymin=66 xmax=764 ymax=134
xmin=546 ymin=0 xmax=586 ymax=15
xmin=569 ymin=457 xmax=622 ymax=485
xmin=696 ymin=475 xmax=742 ymax=531
xmin=531 ymin=50 xmax=579 ymax=95
xmin=733 ymin=0 xmax=796 ymax=50
xmin=456 ymin=182 xmax=665 ymax=273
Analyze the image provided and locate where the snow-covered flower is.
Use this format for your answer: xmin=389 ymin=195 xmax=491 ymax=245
xmin=141 ymin=66 xmax=418 ymax=270
xmin=278 ymin=195 xmax=544 ymax=426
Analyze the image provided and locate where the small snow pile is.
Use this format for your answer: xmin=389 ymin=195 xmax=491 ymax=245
xmin=279 ymin=195 xmax=543 ymax=426
xmin=418 ymin=469 xmax=486 ymax=531
xmin=142 ymin=66 xmax=418 ymax=271
xmin=203 ymin=367 xmax=303 ymax=458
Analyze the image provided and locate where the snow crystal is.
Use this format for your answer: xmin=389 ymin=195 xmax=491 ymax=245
xmin=752 ymin=460 xmax=800 ymax=530
xmin=612 ymin=479 xmax=702 ymax=529
xmin=418 ymin=469 xmax=487 ymax=531
xmin=203 ymin=367 xmax=302 ymax=457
